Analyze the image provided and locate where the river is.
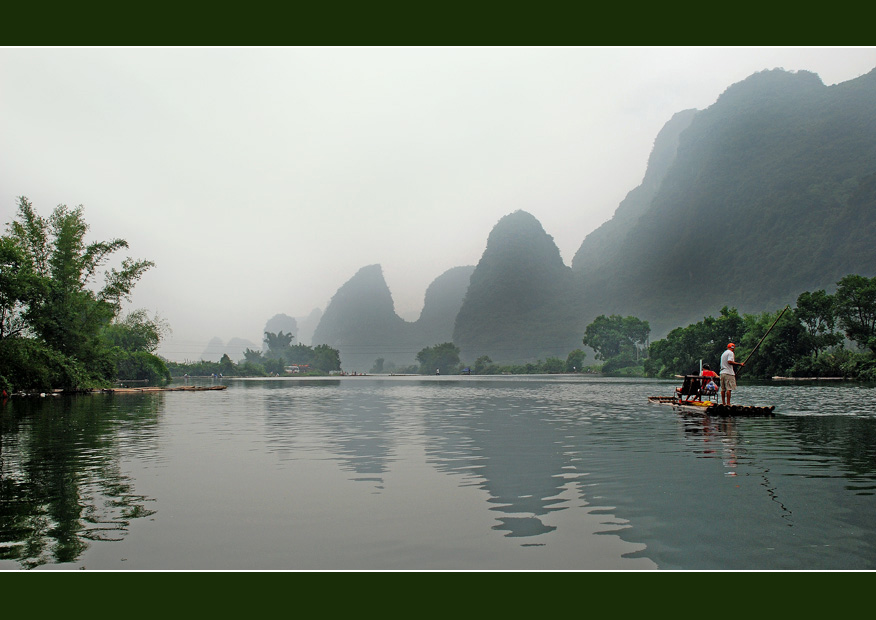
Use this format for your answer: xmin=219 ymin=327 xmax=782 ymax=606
xmin=2 ymin=375 xmax=875 ymax=570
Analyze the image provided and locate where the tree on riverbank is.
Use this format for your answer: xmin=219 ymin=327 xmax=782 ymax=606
xmin=416 ymin=342 xmax=461 ymax=375
xmin=0 ymin=197 xmax=168 ymax=391
xmin=582 ymin=314 xmax=650 ymax=374
xmin=644 ymin=274 xmax=876 ymax=381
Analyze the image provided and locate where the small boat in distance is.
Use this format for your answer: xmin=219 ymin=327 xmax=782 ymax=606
xmin=648 ymin=374 xmax=775 ymax=417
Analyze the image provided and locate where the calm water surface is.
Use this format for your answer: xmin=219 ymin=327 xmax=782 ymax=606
xmin=2 ymin=375 xmax=875 ymax=570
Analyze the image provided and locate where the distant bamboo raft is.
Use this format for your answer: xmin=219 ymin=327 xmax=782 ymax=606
xmin=771 ymin=376 xmax=845 ymax=381
xmin=101 ymin=385 xmax=227 ymax=393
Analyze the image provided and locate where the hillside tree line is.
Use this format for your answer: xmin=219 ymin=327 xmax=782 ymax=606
xmin=644 ymin=274 xmax=876 ymax=380
xmin=166 ymin=331 xmax=342 ymax=377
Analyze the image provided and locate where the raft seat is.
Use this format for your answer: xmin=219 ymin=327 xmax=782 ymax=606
xmin=677 ymin=375 xmax=719 ymax=404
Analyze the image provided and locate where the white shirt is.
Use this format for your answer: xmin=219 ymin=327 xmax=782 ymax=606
xmin=720 ymin=349 xmax=735 ymax=375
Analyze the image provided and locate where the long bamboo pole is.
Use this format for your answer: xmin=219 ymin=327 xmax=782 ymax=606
xmin=738 ymin=305 xmax=792 ymax=371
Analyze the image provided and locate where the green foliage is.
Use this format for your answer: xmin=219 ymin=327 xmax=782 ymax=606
xmin=789 ymin=347 xmax=853 ymax=378
xmin=646 ymin=276 xmax=876 ymax=380
xmin=166 ymin=359 xmax=226 ymax=377
xmin=10 ymin=198 xmax=153 ymax=363
xmin=795 ymin=290 xmax=842 ymax=357
xmin=114 ymin=350 xmax=171 ymax=384
xmin=738 ymin=309 xmax=807 ymax=379
xmin=256 ymin=331 xmax=342 ymax=374
xmin=312 ymin=344 xmax=342 ymax=373
xmin=600 ymin=353 xmax=642 ymax=375
xmin=0 ymin=197 xmax=160 ymax=391
xmin=839 ymin=355 xmax=876 ymax=382
xmin=243 ymin=348 xmax=264 ymax=364
xmin=834 ymin=274 xmax=876 ymax=354
xmin=237 ymin=360 xmax=267 ymax=376
xmin=472 ymin=355 xmax=493 ymax=375
xmin=645 ymin=307 xmax=743 ymax=378
xmin=460 ymin=353 xmax=591 ymax=375
xmin=564 ymin=349 xmax=587 ymax=372
xmin=286 ymin=343 xmax=314 ymax=365
xmin=0 ymin=236 xmax=44 ymax=340
xmin=538 ymin=357 xmax=563 ymax=373
xmin=102 ymin=309 xmax=168 ymax=354
xmin=264 ymin=331 xmax=295 ymax=358
xmin=166 ymin=340 xmax=342 ymax=377
xmin=219 ymin=354 xmax=235 ymax=376
xmin=0 ymin=336 xmax=93 ymax=391
xmin=582 ymin=315 xmax=650 ymax=361
xmin=581 ymin=315 xmax=649 ymax=375
xmin=416 ymin=342 xmax=461 ymax=375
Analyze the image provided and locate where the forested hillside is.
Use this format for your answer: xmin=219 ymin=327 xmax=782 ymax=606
xmin=572 ymin=68 xmax=876 ymax=338
xmin=570 ymin=108 xmax=697 ymax=274
xmin=452 ymin=210 xmax=579 ymax=363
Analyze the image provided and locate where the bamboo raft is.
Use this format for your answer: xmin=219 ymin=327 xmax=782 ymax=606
xmin=100 ymin=385 xmax=227 ymax=393
xmin=648 ymin=395 xmax=775 ymax=417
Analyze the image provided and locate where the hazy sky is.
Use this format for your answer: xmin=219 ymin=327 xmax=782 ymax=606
xmin=3 ymin=47 xmax=875 ymax=361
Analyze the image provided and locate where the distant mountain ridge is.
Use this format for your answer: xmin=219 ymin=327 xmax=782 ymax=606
xmin=452 ymin=210 xmax=577 ymax=363
xmin=310 ymin=66 xmax=876 ymax=367
xmin=311 ymin=264 xmax=473 ymax=371
xmin=414 ymin=265 xmax=476 ymax=344
xmin=570 ymin=108 xmax=697 ymax=274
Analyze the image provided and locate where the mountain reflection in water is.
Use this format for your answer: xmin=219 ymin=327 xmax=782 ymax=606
xmin=3 ymin=376 xmax=876 ymax=570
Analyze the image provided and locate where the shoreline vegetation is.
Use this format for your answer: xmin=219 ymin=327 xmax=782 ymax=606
xmin=3 ymin=199 xmax=875 ymax=394
xmin=5 ymin=384 xmax=228 ymax=398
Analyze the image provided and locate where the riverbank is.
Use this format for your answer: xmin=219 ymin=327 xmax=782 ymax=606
xmin=4 ymin=385 xmax=227 ymax=398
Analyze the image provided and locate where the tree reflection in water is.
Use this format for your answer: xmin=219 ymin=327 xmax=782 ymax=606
xmin=0 ymin=394 xmax=158 ymax=569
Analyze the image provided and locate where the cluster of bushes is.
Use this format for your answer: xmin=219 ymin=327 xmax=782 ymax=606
xmin=464 ymin=350 xmax=591 ymax=375
xmin=166 ymin=332 xmax=342 ymax=378
xmin=367 ymin=344 xmax=590 ymax=376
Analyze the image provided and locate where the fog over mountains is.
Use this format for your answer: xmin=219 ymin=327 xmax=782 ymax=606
xmin=570 ymin=67 xmax=876 ymax=336
xmin=310 ymin=264 xmax=474 ymax=371
xmin=211 ymin=66 xmax=876 ymax=370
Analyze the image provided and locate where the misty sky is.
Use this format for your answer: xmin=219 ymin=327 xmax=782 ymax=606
xmin=2 ymin=47 xmax=875 ymax=361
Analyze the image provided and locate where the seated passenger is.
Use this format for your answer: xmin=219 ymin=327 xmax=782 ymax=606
xmin=701 ymin=364 xmax=719 ymax=393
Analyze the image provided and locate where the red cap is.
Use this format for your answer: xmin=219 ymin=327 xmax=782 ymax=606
xmin=728 ymin=343 xmax=735 ymax=349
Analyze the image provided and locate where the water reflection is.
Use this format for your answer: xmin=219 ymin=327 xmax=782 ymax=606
xmin=0 ymin=395 xmax=158 ymax=569
xmin=255 ymin=377 xmax=580 ymax=540
xmin=679 ymin=412 xmax=793 ymax=521
xmin=258 ymin=379 xmax=395 ymax=489
xmin=320 ymin=385 xmax=394 ymax=488
xmin=420 ymin=382 xmax=571 ymax=540
xmin=627 ymin=390 xmax=876 ymax=569
xmin=679 ymin=407 xmax=876 ymax=488
xmin=4 ymin=377 xmax=876 ymax=569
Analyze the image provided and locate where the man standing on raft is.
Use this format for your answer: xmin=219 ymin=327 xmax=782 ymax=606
xmin=720 ymin=343 xmax=744 ymax=405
